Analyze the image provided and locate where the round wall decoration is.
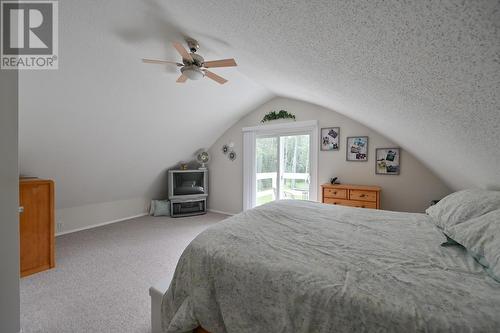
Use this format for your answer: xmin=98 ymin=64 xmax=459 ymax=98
xmin=228 ymin=151 xmax=237 ymax=161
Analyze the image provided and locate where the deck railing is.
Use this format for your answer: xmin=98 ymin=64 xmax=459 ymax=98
xmin=256 ymin=172 xmax=309 ymax=201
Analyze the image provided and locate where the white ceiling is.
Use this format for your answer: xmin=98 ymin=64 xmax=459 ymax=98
xmin=19 ymin=0 xmax=272 ymax=208
xmin=162 ymin=0 xmax=500 ymax=190
xmin=19 ymin=0 xmax=500 ymax=208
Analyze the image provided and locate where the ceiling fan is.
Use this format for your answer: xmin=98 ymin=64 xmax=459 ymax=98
xmin=142 ymin=38 xmax=237 ymax=85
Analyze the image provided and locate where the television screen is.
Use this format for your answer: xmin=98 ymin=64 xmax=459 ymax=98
xmin=172 ymin=171 xmax=206 ymax=196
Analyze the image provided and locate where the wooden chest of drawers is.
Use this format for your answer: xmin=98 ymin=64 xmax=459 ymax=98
xmin=19 ymin=178 xmax=55 ymax=277
xmin=321 ymin=184 xmax=381 ymax=209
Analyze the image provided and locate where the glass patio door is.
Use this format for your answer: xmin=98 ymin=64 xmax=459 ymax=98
xmin=256 ymin=136 xmax=278 ymax=206
xmin=255 ymin=133 xmax=311 ymax=206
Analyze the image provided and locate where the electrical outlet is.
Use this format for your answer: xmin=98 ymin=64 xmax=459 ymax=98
xmin=57 ymin=221 xmax=63 ymax=232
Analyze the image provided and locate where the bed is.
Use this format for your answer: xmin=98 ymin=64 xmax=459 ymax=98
xmin=157 ymin=199 xmax=500 ymax=333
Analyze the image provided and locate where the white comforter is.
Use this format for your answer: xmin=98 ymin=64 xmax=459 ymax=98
xmin=162 ymin=200 xmax=500 ymax=333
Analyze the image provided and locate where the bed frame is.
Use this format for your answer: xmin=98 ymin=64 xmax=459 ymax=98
xmin=150 ymin=277 xmax=213 ymax=333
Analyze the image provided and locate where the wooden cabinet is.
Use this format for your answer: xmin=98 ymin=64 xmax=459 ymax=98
xmin=19 ymin=178 xmax=55 ymax=277
xmin=321 ymin=184 xmax=381 ymax=209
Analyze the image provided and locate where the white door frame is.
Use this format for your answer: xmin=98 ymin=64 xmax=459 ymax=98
xmin=242 ymin=120 xmax=319 ymax=210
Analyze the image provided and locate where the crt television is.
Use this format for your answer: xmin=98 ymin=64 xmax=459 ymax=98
xmin=168 ymin=169 xmax=208 ymax=200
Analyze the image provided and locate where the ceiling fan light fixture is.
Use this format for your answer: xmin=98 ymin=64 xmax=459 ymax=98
xmin=181 ymin=66 xmax=204 ymax=80
xmin=142 ymin=40 xmax=237 ymax=85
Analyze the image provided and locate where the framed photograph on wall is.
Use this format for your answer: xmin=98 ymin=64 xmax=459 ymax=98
xmin=376 ymin=148 xmax=401 ymax=175
xmin=346 ymin=136 xmax=368 ymax=161
xmin=320 ymin=127 xmax=340 ymax=151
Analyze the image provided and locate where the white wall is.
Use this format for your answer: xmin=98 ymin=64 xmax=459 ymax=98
xmin=56 ymin=198 xmax=148 ymax=235
xmin=18 ymin=0 xmax=497 ymax=233
xmin=0 ymin=70 xmax=21 ymax=332
xmin=209 ymin=97 xmax=451 ymax=214
xmin=18 ymin=0 xmax=272 ymax=233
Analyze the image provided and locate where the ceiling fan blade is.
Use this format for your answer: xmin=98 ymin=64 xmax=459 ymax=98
xmin=142 ymin=58 xmax=183 ymax=66
xmin=176 ymin=74 xmax=188 ymax=83
xmin=203 ymin=58 xmax=237 ymax=68
xmin=173 ymin=42 xmax=193 ymax=63
xmin=204 ymin=70 xmax=228 ymax=84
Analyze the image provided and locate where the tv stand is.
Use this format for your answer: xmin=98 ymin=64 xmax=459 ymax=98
xmin=167 ymin=169 xmax=208 ymax=217
xmin=170 ymin=198 xmax=206 ymax=217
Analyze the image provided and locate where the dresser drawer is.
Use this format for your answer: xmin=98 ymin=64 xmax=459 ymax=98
xmin=321 ymin=184 xmax=381 ymax=209
xmin=324 ymin=198 xmax=345 ymax=205
xmin=324 ymin=198 xmax=377 ymax=209
xmin=323 ymin=188 xmax=347 ymax=199
xmin=343 ymin=200 xmax=377 ymax=209
xmin=349 ymin=190 xmax=377 ymax=202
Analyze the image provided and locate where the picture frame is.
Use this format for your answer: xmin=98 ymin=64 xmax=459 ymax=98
xmin=376 ymin=148 xmax=401 ymax=175
xmin=320 ymin=127 xmax=340 ymax=151
xmin=346 ymin=136 xmax=368 ymax=161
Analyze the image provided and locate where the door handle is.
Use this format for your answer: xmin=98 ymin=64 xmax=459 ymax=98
xmin=19 ymin=206 xmax=24 ymax=213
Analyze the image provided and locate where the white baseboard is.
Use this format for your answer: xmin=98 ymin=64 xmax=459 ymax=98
xmin=208 ymin=209 xmax=236 ymax=216
xmin=57 ymin=209 xmax=232 ymax=236
xmin=56 ymin=213 xmax=148 ymax=236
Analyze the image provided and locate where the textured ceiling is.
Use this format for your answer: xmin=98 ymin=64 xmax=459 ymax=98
xmin=161 ymin=0 xmax=500 ymax=190
xmin=18 ymin=0 xmax=272 ymax=208
xmin=19 ymin=0 xmax=500 ymax=209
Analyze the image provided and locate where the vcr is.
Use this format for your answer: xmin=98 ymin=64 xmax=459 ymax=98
xmin=170 ymin=198 xmax=206 ymax=217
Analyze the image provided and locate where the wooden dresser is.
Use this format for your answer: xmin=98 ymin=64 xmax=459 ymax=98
xmin=321 ymin=183 xmax=381 ymax=209
xmin=19 ymin=178 xmax=55 ymax=277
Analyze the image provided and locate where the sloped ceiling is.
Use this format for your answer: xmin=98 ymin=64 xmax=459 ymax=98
xmin=19 ymin=0 xmax=499 ymax=209
xmin=19 ymin=0 xmax=272 ymax=208
xmin=164 ymin=0 xmax=500 ymax=190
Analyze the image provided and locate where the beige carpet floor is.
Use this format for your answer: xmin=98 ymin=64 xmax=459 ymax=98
xmin=20 ymin=212 xmax=228 ymax=333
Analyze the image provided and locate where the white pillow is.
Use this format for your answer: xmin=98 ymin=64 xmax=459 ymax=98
xmin=150 ymin=199 xmax=170 ymax=216
xmin=426 ymin=189 xmax=500 ymax=229
xmin=446 ymin=209 xmax=500 ymax=282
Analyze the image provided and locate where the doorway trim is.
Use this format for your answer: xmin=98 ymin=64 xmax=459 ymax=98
xmin=242 ymin=120 xmax=319 ymax=210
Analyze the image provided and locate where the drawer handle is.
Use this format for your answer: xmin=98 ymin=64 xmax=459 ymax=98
xmin=333 ymin=191 xmax=337 ymax=195
xmin=359 ymin=194 xmax=366 ymax=197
